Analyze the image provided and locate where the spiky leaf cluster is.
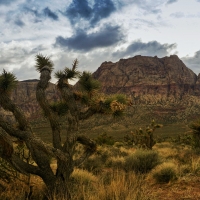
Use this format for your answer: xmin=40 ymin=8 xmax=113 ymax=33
xmin=35 ymin=54 xmax=54 ymax=72
xmin=55 ymin=59 xmax=80 ymax=90
xmin=55 ymin=59 xmax=80 ymax=81
xmin=49 ymin=102 xmax=69 ymax=116
xmin=86 ymin=94 xmax=127 ymax=116
xmin=0 ymin=70 xmax=18 ymax=94
xmin=114 ymin=94 xmax=127 ymax=104
xmin=79 ymin=71 xmax=100 ymax=95
xmin=110 ymin=100 xmax=126 ymax=112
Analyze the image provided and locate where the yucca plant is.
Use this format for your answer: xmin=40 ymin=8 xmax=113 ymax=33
xmin=49 ymin=102 xmax=69 ymax=116
xmin=55 ymin=59 xmax=80 ymax=90
xmin=35 ymin=54 xmax=54 ymax=72
xmin=79 ymin=71 xmax=100 ymax=98
xmin=0 ymin=69 xmax=18 ymax=95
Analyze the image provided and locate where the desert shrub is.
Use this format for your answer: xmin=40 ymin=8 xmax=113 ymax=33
xmin=96 ymin=146 xmax=111 ymax=162
xmin=173 ymin=149 xmax=193 ymax=164
xmin=180 ymin=164 xmax=191 ymax=176
xmin=176 ymin=133 xmax=193 ymax=145
xmin=152 ymin=162 xmax=178 ymax=183
xmin=114 ymin=142 xmax=124 ymax=148
xmin=105 ymin=156 xmax=125 ymax=169
xmin=95 ymin=171 xmax=149 ymax=200
xmin=119 ymin=147 xmax=134 ymax=157
xmin=108 ymin=146 xmax=124 ymax=157
xmin=97 ymin=145 xmax=126 ymax=158
xmin=124 ymin=150 xmax=160 ymax=173
xmin=70 ymin=168 xmax=98 ymax=185
xmin=191 ymin=157 xmax=200 ymax=174
xmin=82 ymin=155 xmax=103 ymax=173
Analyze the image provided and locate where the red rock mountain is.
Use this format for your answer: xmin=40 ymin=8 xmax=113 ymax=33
xmin=93 ymin=55 xmax=199 ymax=97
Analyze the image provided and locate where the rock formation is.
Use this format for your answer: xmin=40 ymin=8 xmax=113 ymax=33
xmin=93 ymin=55 xmax=198 ymax=98
xmin=92 ymin=55 xmax=200 ymax=123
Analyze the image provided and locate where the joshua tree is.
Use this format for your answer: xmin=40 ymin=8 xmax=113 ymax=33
xmin=0 ymin=55 xmax=128 ymax=199
xmin=189 ymin=119 xmax=200 ymax=149
xmin=125 ymin=120 xmax=162 ymax=149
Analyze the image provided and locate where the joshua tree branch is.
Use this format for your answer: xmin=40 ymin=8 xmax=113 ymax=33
xmin=36 ymin=67 xmax=62 ymax=149
xmin=0 ymin=94 xmax=29 ymax=131
xmin=10 ymin=154 xmax=42 ymax=176
xmin=58 ymin=84 xmax=79 ymax=131
xmin=0 ymin=115 xmax=28 ymax=139
xmin=79 ymin=107 xmax=96 ymax=120
xmin=74 ymin=135 xmax=96 ymax=167
xmin=0 ymin=131 xmax=42 ymax=176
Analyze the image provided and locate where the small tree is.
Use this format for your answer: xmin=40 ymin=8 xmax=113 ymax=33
xmin=0 ymin=55 xmax=128 ymax=199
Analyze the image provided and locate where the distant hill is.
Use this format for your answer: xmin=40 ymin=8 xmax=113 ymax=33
xmin=1 ymin=55 xmax=200 ymax=124
xmin=93 ymin=55 xmax=200 ymax=97
xmin=92 ymin=55 xmax=200 ymax=123
xmin=0 ymin=80 xmax=60 ymax=121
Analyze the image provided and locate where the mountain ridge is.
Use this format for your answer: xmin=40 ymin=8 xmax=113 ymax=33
xmin=93 ymin=55 xmax=199 ymax=98
xmin=1 ymin=54 xmax=200 ymax=123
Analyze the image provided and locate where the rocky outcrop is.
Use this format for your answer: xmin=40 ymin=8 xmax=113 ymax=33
xmin=0 ymin=80 xmax=60 ymax=120
xmin=93 ymin=55 xmax=198 ymax=98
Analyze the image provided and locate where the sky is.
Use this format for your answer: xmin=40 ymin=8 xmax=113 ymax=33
xmin=1 ymin=0 xmax=200 ymax=83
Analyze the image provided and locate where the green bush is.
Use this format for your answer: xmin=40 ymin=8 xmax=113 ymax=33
xmin=152 ymin=162 xmax=177 ymax=183
xmin=124 ymin=150 xmax=160 ymax=173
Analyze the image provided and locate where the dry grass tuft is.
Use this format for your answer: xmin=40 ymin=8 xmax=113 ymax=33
xmin=152 ymin=162 xmax=178 ymax=183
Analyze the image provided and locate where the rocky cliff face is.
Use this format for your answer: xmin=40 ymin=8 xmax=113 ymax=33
xmin=93 ymin=55 xmax=198 ymax=98
xmin=0 ymin=80 xmax=60 ymax=120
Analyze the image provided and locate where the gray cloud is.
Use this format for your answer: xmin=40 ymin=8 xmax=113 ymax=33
xmin=90 ymin=0 xmax=116 ymax=25
xmin=0 ymin=42 xmax=47 ymax=80
xmin=64 ymin=0 xmax=116 ymax=26
xmin=65 ymin=0 xmax=92 ymax=20
xmin=112 ymin=40 xmax=177 ymax=58
xmin=182 ymin=51 xmax=200 ymax=75
xmin=43 ymin=7 xmax=58 ymax=21
xmin=55 ymin=24 xmax=124 ymax=52
xmin=166 ymin=0 xmax=178 ymax=4
xmin=12 ymin=65 xmax=38 ymax=81
xmin=14 ymin=19 xmax=25 ymax=27
xmin=23 ymin=6 xmax=40 ymax=17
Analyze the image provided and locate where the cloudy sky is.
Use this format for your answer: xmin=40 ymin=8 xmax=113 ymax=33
xmin=1 ymin=0 xmax=200 ymax=83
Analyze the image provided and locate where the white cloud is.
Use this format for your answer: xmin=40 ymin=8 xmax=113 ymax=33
xmin=1 ymin=0 xmax=200 ymax=81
